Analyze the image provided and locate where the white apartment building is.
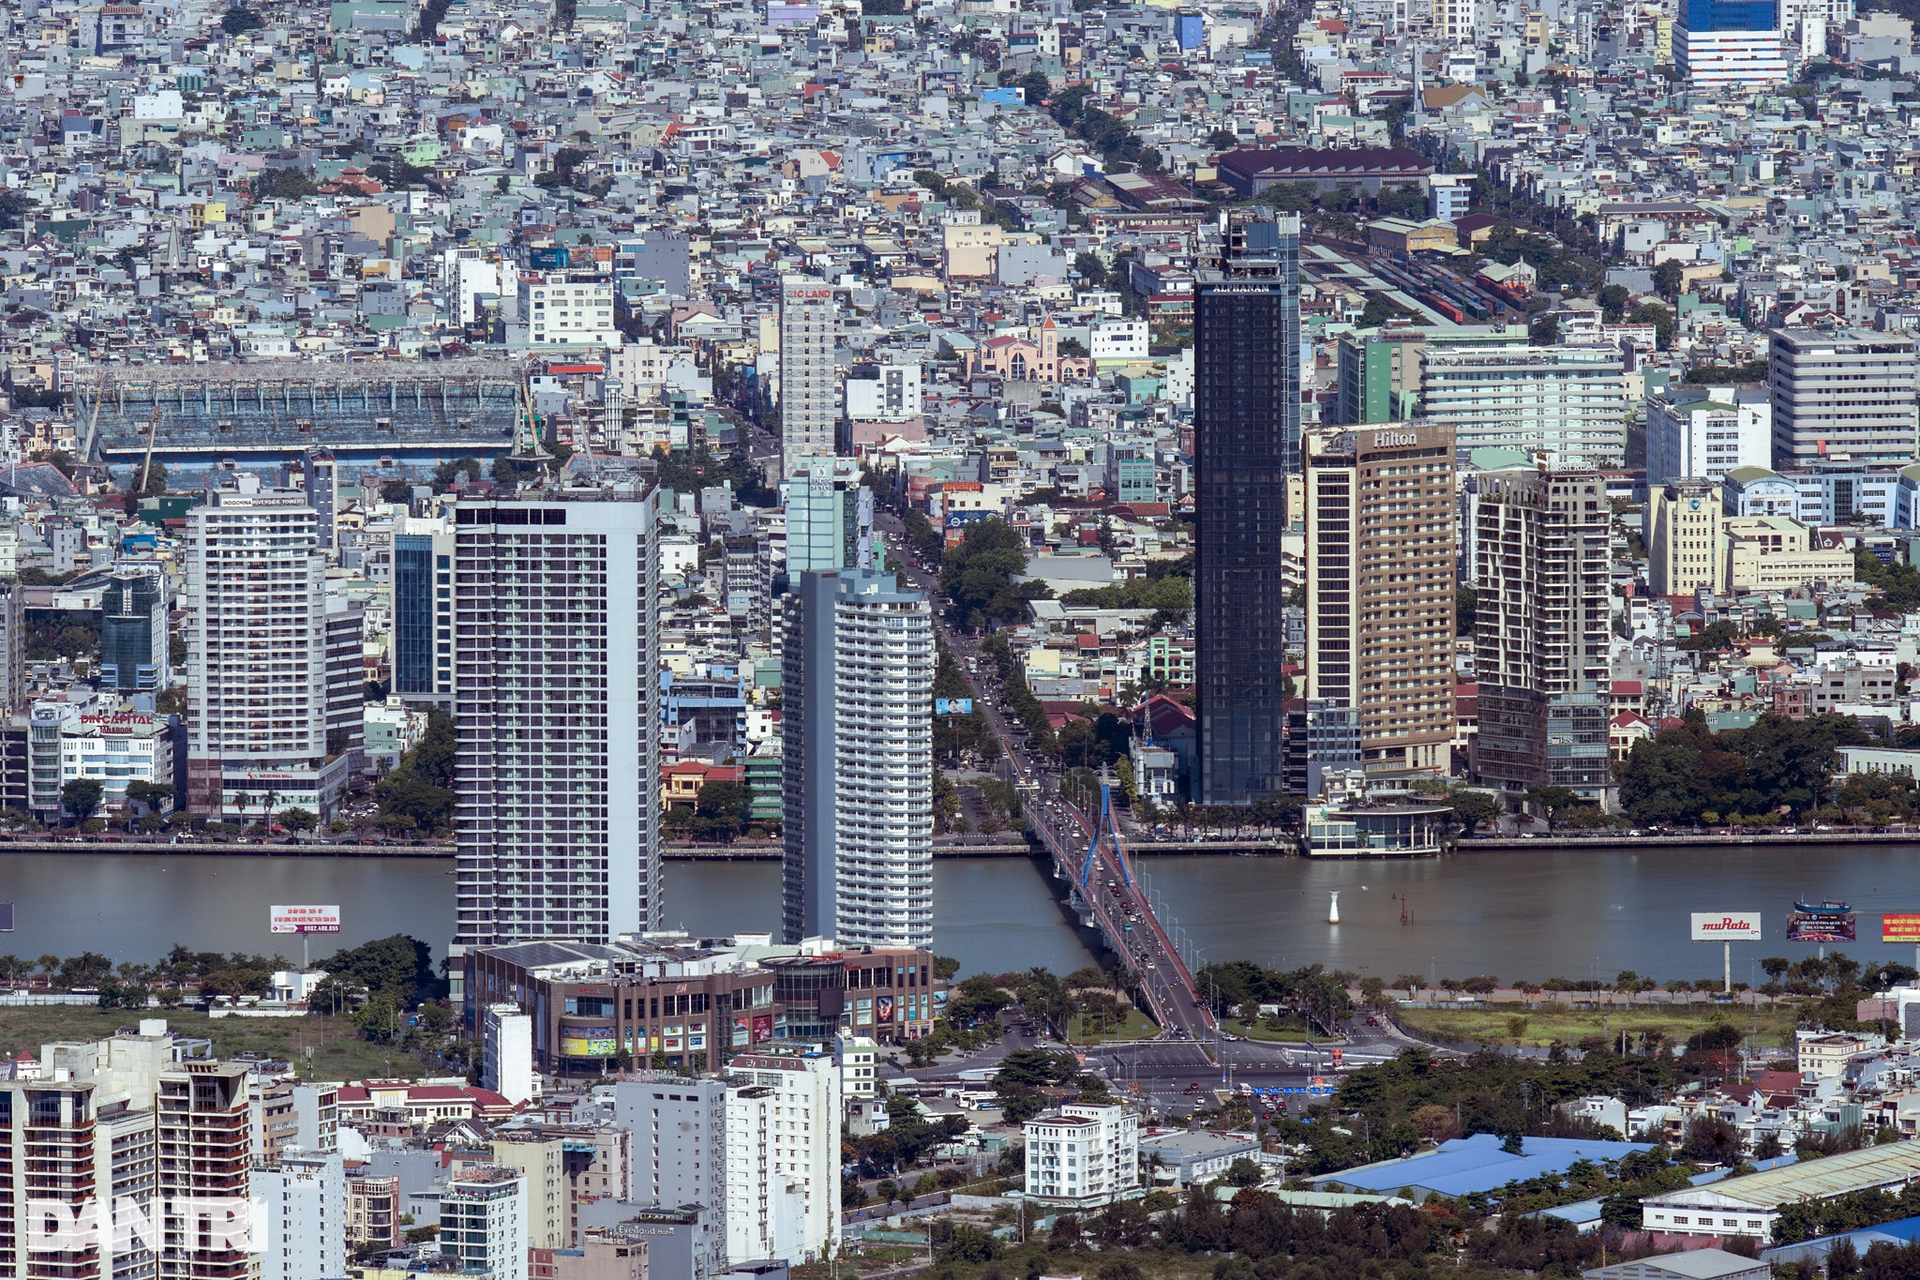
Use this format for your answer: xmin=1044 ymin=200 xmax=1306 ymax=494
xmin=1024 ymin=1104 xmax=1141 ymax=1208
xmin=608 ymin=337 xmax=677 ymax=390
xmin=844 ymin=363 xmax=923 ymax=423
xmin=1436 ymin=0 xmax=1478 ymax=42
xmin=724 ymin=1052 xmax=842 ymax=1265
xmin=519 ymin=272 xmax=618 ymax=347
xmin=835 ymin=1035 xmax=879 ymax=1100
xmin=605 ymin=1078 xmax=727 ymax=1278
xmin=1090 ymin=318 xmax=1149 ymax=361
xmin=1771 ymin=327 xmax=1920 ymax=467
xmin=781 ymin=567 xmax=934 ymax=949
xmin=724 ymin=1084 xmax=805 ymax=1265
xmin=452 ymin=482 xmax=662 ymax=946
xmin=439 ymin=1166 xmax=528 ymax=1280
xmin=482 ymin=1004 xmax=537 ymax=1106
xmin=1645 ymin=384 xmax=1773 ymax=484
xmin=780 ymin=276 xmax=838 ymax=474
xmin=255 ymin=1149 xmax=346 ymax=1280
xmin=1677 ymin=28 xmax=1791 ymax=83
xmin=185 ymin=483 xmax=349 ymax=823
xmin=1419 ymin=345 xmax=1628 ymax=466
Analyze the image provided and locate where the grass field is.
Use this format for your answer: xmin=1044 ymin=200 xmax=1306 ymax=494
xmin=1396 ymin=1002 xmax=1800 ymax=1049
xmin=1227 ymin=1020 xmax=1316 ymax=1043
xmin=0 ymin=1005 xmax=429 ymax=1079
xmin=1066 ymin=1007 xmax=1159 ymax=1044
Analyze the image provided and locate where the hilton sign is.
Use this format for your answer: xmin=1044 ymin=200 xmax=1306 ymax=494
xmin=1370 ymin=430 xmax=1420 ymax=449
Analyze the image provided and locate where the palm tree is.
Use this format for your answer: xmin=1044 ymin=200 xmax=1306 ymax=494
xmin=35 ymin=955 xmax=60 ymax=987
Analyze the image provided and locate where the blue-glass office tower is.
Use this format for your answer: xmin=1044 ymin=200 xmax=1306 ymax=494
xmin=392 ymin=529 xmax=452 ymax=702
xmin=1194 ymin=210 xmax=1301 ymax=805
xmin=99 ymin=565 xmax=165 ymax=692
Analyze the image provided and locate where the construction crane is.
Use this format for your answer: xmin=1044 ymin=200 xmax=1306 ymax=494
xmin=507 ymin=366 xmax=548 ymax=465
xmin=74 ymin=369 xmax=107 ymax=491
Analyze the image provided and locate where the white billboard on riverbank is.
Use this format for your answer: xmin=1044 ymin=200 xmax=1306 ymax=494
xmin=270 ymin=905 xmax=341 ymax=934
xmin=1691 ymin=912 xmax=1763 ymax=940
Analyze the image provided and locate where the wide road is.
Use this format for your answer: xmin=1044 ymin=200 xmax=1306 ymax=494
xmin=878 ymin=512 xmax=1216 ymax=1046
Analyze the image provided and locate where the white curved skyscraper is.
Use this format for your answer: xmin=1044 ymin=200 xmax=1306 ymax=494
xmin=781 ymin=566 xmax=933 ymax=948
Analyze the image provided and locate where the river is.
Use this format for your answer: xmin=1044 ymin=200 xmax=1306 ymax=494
xmin=6 ymin=846 xmax=1920 ymax=982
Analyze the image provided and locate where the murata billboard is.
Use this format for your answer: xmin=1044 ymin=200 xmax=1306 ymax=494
xmin=1691 ymin=912 xmax=1763 ymax=941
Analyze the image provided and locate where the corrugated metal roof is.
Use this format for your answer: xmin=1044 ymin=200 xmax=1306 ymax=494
xmin=1662 ymin=1142 xmax=1920 ymax=1208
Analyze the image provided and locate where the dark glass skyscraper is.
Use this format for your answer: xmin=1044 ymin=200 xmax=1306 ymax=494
xmin=1194 ymin=211 xmax=1301 ymax=805
xmin=392 ymin=534 xmax=435 ymax=696
xmin=99 ymin=565 xmax=164 ymax=692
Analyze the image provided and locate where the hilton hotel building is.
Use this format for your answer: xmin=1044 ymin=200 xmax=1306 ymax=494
xmin=1303 ymin=422 xmax=1457 ymax=777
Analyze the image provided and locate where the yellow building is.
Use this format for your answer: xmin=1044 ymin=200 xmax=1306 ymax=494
xmin=941 ymin=220 xmax=1032 ymax=280
xmin=1722 ymin=515 xmax=1857 ymax=590
xmin=1646 ymin=479 xmax=1724 ymax=597
xmin=1366 ymin=217 xmax=1459 ymax=256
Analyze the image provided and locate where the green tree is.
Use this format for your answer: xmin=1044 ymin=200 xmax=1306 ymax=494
xmin=1652 ymin=259 xmax=1686 ymax=302
xmin=691 ymin=780 xmax=752 ymax=842
xmin=1628 ymin=300 xmax=1677 ymax=350
xmin=60 ymin=778 xmax=103 ymax=822
xmin=314 ymin=934 xmax=441 ymax=1009
xmin=1854 ymin=547 xmax=1920 ymax=611
xmin=1447 ymin=789 xmax=1501 ymax=835
xmin=372 ymin=709 xmax=455 ymax=834
xmin=940 ymin=518 xmax=1051 ymax=629
xmin=276 ymin=807 xmax=318 ymax=833
xmin=124 ymin=780 xmax=173 ymax=813
xmin=220 ymin=6 xmax=264 ymax=34
xmin=1598 ymin=283 xmax=1631 ymax=324
xmin=1616 ymin=712 xmax=1870 ymax=826
xmin=252 ymin=167 xmax=318 ymax=199
xmin=1218 ymin=1157 xmax=1266 ymax=1187
xmin=1523 ymin=785 xmax=1583 ymax=831
xmin=1073 ymin=250 xmax=1109 ymax=290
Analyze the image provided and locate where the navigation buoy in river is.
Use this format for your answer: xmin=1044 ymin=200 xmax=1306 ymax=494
xmin=1328 ymin=891 xmax=1340 ymax=925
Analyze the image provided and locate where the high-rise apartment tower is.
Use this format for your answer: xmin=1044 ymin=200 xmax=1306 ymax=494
xmin=452 ymin=482 xmax=662 ymax=946
xmin=1470 ymin=464 xmax=1614 ymax=803
xmin=1303 ymin=422 xmax=1457 ymax=777
xmin=779 ymin=278 xmax=838 ymax=475
xmin=781 ymin=567 xmax=933 ymax=949
xmin=185 ymin=483 xmax=349 ymax=822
